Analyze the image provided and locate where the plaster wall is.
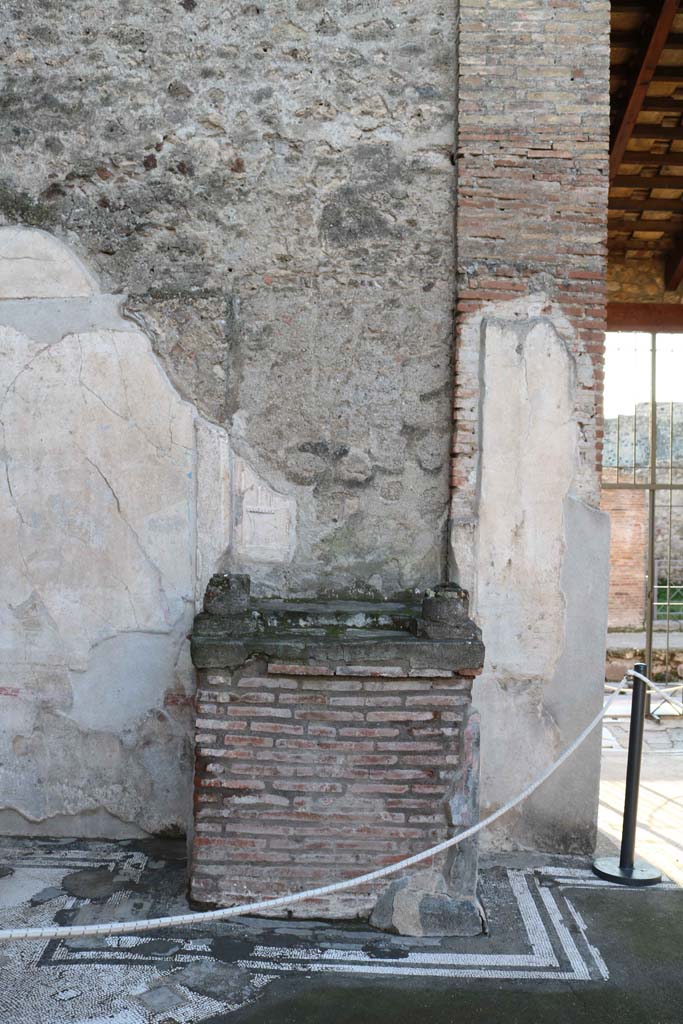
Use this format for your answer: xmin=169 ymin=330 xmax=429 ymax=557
xmin=451 ymin=297 xmax=611 ymax=852
xmin=0 ymin=226 xmax=265 ymax=837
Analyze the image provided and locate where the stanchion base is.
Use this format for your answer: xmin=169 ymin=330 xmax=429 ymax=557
xmin=592 ymin=857 xmax=662 ymax=887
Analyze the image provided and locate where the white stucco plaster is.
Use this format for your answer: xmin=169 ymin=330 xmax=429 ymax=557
xmin=451 ymin=296 xmax=610 ymax=853
xmin=0 ymin=227 xmax=293 ymax=837
xmin=232 ymin=455 xmax=297 ymax=564
xmin=0 ymin=226 xmax=98 ymax=299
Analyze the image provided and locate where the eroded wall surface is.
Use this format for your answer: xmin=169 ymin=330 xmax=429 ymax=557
xmin=1 ymin=1 xmax=457 ymax=598
xmin=0 ymin=0 xmax=615 ymax=859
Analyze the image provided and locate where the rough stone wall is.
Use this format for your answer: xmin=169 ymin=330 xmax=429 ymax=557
xmin=608 ymin=258 xmax=683 ymax=305
xmin=451 ymin=0 xmax=612 ymax=852
xmin=601 ymin=489 xmax=647 ymax=630
xmin=1 ymin=0 xmax=457 ymax=599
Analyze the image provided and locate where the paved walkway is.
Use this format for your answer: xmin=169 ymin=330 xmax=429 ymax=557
xmin=607 ymin=630 xmax=683 ymax=650
xmin=599 ymin=723 xmax=683 ymax=886
xmin=603 ymin=711 xmax=683 ymax=748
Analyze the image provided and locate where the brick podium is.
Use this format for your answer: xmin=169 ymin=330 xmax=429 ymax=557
xmin=189 ymin=575 xmax=485 ymax=936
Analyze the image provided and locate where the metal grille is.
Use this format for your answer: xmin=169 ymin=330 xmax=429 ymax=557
xmin=603 ymin=331 xmax=683 ymax=715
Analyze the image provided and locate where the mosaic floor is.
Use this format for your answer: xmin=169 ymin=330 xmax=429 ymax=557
xmin=1 ymin=838 xmax=674 ymax=1023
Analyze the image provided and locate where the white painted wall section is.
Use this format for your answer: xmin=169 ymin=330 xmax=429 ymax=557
xmin=0 ymin=227 xmax=295 ymax=838
xmin=452 ymin=297 xmax=610 ymax=852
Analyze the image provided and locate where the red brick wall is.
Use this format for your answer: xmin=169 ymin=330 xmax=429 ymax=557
xmin=452 ymin=0 xmax=610 ymax=521
xmin=190 ymin=662 xmax=473 ymax=918
xmin=602 ymin=488 xmax=647 ymax=629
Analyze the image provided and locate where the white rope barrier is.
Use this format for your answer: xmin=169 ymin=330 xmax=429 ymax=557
xmin=623 ymin=669 xmax=682 ymax=716
xmin=0 ymin=677 xmax=631 ymax=944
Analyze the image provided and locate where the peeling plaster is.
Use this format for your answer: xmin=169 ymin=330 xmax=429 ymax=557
xmin=451 ymin=295 xmax=610 ymax=853
xmin=0 ymin=226 xmax=285 ymax=837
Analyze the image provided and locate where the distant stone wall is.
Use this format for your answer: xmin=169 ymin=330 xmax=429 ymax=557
xmin=603 ymin=409 xmax=683 ymax=628
xmin=601 ymin=488 xmax=647 ymax=630
xmin=608 ymin=258 xmax=683 ymax=305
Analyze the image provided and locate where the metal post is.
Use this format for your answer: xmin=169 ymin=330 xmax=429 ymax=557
xmin=593 ymin=664 xmax=662 ymax=886
xmin=619 ymin=663 xmax=647 ymax=872
xmin=645 ymin=487 xmax=655 ymax=720
xmin=644 ymin=333 xmax=657 ymax=718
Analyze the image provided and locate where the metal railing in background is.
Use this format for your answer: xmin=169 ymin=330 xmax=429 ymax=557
xmin=604 ymin=331 xmax=683 ymax=707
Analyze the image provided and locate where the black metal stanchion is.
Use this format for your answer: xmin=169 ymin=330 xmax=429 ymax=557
xmin=593 ymin=663 xmax=662 ymax=886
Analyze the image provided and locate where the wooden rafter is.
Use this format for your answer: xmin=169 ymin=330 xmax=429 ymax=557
xmin=609 ymin=238 xmax=674 ymax=251
xmin=608 ymin=218 xmax=683 ymax=232
xmin=607 ymin=302 xmax=683 ymax=330
xmin=621 ymin=152 xmax=683 ymax=166
xmin=610 ymin=0 xmax=682 ymax=182
xmin=613 ymin=173 xmax=683 ymax=187
xmin=632 ymin=124 xmax=683 ymax=139
xmin=612 ymin=1 xmax=656 ymax=10
xmin=642 ymin=97 xmax=683 ymax=112
xmin=612 ymin=64 xmax=683 ymax=81
xmin=612 ymin=29 xmax=683 ymax=47
xmin=611 ymin=197 xmax=683 ymax=210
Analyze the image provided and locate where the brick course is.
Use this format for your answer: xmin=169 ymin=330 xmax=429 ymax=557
xmin=190 ymin=662 xmax=473 ymax=918
xmin=452 ymin=0 xmax=610 ymax=521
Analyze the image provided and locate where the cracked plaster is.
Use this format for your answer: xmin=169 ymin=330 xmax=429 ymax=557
xmin=450 ymin=299 xmax=610 ymax=853
xmin=0 ymin=226 xmax=289 ymax=836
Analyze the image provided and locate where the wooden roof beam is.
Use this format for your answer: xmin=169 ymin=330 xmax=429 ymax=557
xmin=608 ymin=303 xmax=683 ymax=331
xmin=621 ymin=152 xmax=683 ymax=166
xmin=608 ymin=218 xmax=683 ymax=231
xmin=613 ymin=30 xmax=683 ymax=48
xmin=610 ymin=0 xmax=682 ymax=182
xmin=613 ymin=172 xmax=683 ymax=186
xmin=611 ymin=1 xmax=654 ymax=10
xmin=613 ymin=65 xmax=683 ymax=82
xmin=632 ymin=125 xmax=683 ymax=139
xmin=610 ymin=197 xmax=683 ymax=210
xmin=642 ymin=98 xmax=683 ymax=112
xmin=609 ymin=238 xmax=674 ymax=250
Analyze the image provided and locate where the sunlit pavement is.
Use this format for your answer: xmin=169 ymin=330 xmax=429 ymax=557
xmin=600 ymin=716 xmax=683 ymax=884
